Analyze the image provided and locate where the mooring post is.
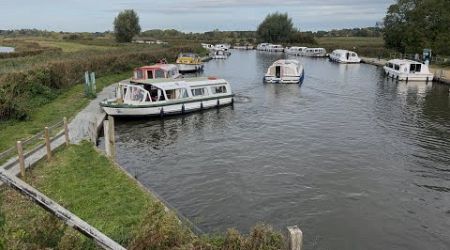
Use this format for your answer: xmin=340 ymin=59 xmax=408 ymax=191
xmin=63 ymin=117 xmax=70 ymax=146
xmin=16 ymin=141 xmax=25 ymax=178
xmin=90 ymin=72 xmax=96 ymax=94
xmin=44 ymin=127 xmax=51 ymax=161
xmin=103 ymin=120 xmax=111 ymax=157
xmin=108 ymin=116 xmax=116 ymax=159
xmin=287 ymin=225 xmax=303 ymax=250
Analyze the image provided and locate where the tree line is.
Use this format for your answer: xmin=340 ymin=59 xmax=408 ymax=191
xmin=384 ymin=0 xmax=450 ymax=55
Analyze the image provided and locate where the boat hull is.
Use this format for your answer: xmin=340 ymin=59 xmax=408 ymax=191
xmin=177 ymin=63 xmax=203 ymax=73
xmin=102 ymin=97 xmax=233 ymax=117
xmin=264 ymin=70 xmax=305 ymax=84
xmin=384 ymin=68 xmax=434 ymax=81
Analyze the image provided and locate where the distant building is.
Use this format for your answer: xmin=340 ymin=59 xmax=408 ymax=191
xmin=0 ymin=46 xmax=15 ymax=53
xmin=133 ymin=38 xmax=168 ymax=45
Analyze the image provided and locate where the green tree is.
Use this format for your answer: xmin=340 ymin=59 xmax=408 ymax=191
xmin=384 ymin=0 xmax=450 ymax=55
xmin=256 ymin=12 xmax=296 ymax=43
xmin=113 ymin=9 xmax=141 ymax=43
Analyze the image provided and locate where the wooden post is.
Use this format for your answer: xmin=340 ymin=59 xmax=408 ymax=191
xmin=103 ymin=120 xmax=111 ymax=157
xmin=63 ymin=117 xmax=70 ymax=146
xmin=108 ymin=116 xmax=116 ymax=159
xmin=287 ymin=225 xmax=303 ymax=250
xmin=16 ymin=141 xmax=25 ymax=178
xmin=44 ymin=127 xmax=51 ymax=161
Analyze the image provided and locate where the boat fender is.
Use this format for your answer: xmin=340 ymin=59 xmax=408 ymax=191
xmin=181 ymin=104 xmax=185 ymax=114
xmin=160 ymin=107 xmax=164 ymax=118
xmin=231 ymin=97 xmax=234 ymax=106
xmin=396 ymin=75 xmax=399 ymax=81
xmin=216 ymin=99 xmax=220 ymax=107
xmin=200 ymin=102 xmax=203 ymax=110
xmin=406 ymin=77 xmax=408 ymax=83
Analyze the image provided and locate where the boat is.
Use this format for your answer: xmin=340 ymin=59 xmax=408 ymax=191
xmin=383 ymin=59 xmax=434 ymax=81
xmin=264 ymin=59 xmax=305 ymax=84
xmin=176 ymin=53 xmax=204 ymax=73
xmin=285 ymin=46 xmax=308 ymax=56
xmin=303 ymin=48 xmax=327 ymax=57
xmin=100 ymin=77 xmax=234 ymax=117
xmin=201 ymin=43 xmax=214 ymax=50
xmin=211 ymin=49 xmax=228 ymax=59
xmin=132 ymin=64 xmax=181 ymax=81
xmin=329 ymin=49 xmax=361 ymax=63
xmin=233 ymin=44 xmax=254 ymax=50
xmin=215 ymin=44 xmax=231 ymax=50
xmin=267 ymin=44 xmax=284 ymax=52
xmin=257 ymin=43 xmax=271 ymax=51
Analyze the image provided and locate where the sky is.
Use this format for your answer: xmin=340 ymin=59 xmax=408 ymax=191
xmin=0 ymin=0 xmax=394 ymax=32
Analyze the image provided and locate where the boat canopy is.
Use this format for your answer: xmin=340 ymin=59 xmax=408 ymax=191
xmin=150 ymin=81 xmax=190 ymax=91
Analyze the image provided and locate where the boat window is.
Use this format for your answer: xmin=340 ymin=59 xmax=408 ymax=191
xmin=211 ymin=85 xmax=227 ymax=94
xmin=166 ymin=88 xmax=189 ymax=100
xmin=394 ymin=65 xmax=400 ymax=70
xmin=130 ymin=86 xmax=145 ymax=102
xmin=147 ymin=70 xmax=153 ymax=79
xmin=351 ymin=53 xmax=356 ymax=57
xmin=155 ymin=69 xmax=165 ymax=78
xmin=388 ymin=63 xmax=393 ymax=68
xmin=410 ymin=64 xmax=421 ymax=73
xmin=135 ymin=70 xmax=143 ymax=79
xmin=191 ymin=88 xmax=206 ymax=96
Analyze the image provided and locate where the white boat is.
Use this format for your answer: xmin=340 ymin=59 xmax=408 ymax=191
xmin=211 ymin=49 xmax=228 ymax=59
xmin=303 ymin=48 xmax=327 ymax=57
xmin=285 ymin=46 xmax=307 ymax=56
xmin=264 ymin=59 xmax=305 ymax=84
xmin=215 ymin=44 xmax=231 ymax=50
xmin=257 ymin=43 xmax=271 ymax=51
xmin=100 ymin=77 xmax=234 ymax=117
xmin=233 ymin=45 xmax=254 ymax=50
xmin=201 ymin=43 xmax=214 ymax=50
xmin=267 ymin=44 xmax=284 ymax=52
xmin=383 ymin=59 xmax=434 ymax=81
xmin=132 ymin=64 xmax=181 ymax=80
xmin=329 ymin=49 xmax=361 ymax=63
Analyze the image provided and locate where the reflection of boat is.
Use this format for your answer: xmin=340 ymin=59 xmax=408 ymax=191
xmin=285 ymin=46 xmax=307 ymax=55
xmin=264 ymin=59 xmax=305 ymax=84
xmin=303 ymin=48 xmax=327 ymax=57
xmin=384 ymin=59 xmax=434 ymax=81
xmin=211 ymin=49 xmax=228 ymax=59
xmin=132 ymin=64 xmax=181 ymax=81
xmin=329 ymin=49 xmax=361 ymax=63
xmin=100 ymin=77 xmax=234 ymax=117
xmin=176 ymin=53 xmax=204 ymax=73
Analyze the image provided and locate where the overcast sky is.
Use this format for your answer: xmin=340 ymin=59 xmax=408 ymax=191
xmin=0 ymin=0 xmax=394 ymax=32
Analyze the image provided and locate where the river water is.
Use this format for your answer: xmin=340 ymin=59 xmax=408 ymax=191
xmin=102 ymin=50 xmax=450 ymax=249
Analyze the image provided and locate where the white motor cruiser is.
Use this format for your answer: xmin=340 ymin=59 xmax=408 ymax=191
xmin=264 ymin=60 xmax=305 ymax=84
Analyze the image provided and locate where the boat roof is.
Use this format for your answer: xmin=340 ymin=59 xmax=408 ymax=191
xmin=135 ymin=64 xmax=177 ymax=71
xmin=129 ymin=77 xmax=228 ymax=89
xmin=306 ymin=47 xmax=325 ymax=50
xmin=271 ymin=59 xmax=301 ymax=66
xmin=289 ymin=46 xmax=307 ymax=49
xmin=387 ymin=59 xmax=424 ymax=65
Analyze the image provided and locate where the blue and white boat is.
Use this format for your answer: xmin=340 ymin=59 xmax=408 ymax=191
xmin=264 ymin=60 xmax=305 ymax=84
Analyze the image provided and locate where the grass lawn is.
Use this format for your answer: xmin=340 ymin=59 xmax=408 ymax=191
xmin=0 ymin=71 xmax=130 ymax=152
xmin=36 ymin=40 xmax=116 ymax=52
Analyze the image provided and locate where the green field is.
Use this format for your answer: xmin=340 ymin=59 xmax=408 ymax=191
xmin=316 ymin=36 xmax=391 ymax=57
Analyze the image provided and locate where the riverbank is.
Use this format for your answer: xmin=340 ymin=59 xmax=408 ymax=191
xmin=0 ymin=142 xmax=285 ymax=249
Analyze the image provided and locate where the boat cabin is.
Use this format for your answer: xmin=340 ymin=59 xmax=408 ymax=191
xmin=304 ymin=48 xmax=327 ymax=57
xmin=264 ymin=59 xmax=304 ymax=84
xmin=132 ymin=64 xmax=181 ymax=81
xmin=329 ymin=49 xmax=361 ymax=63
xmin=116 ymin=78 xmax=232 ymax=105
xmin=285 ymin=46 xmax=307 ymax=55
xmin=384 ymin=59 xmax=433 ymax=81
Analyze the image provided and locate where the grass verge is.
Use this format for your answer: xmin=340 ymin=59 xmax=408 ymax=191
xmin=0 ymin=71 xmax=129 ymax=152
xmin=0 ymin=142 xmax=285 ymax=249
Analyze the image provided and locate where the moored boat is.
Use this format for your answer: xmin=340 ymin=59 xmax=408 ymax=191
xmin=303 ymin=48 xmax=327 ymax=57
xmin=100 ymin=77 xmax=234 ymax=117
xmin=211 ymin=49 xmax=228 ymax=59
xmin=285 ymin=46 xmax=307 ymax=56
xmin=267 ymin=44 xmax=284 ymax=52
xmin=264 ymin=59 xmax=305 ymax=84
xmin=257 ymin=43 xmax=271 ymax=51
xmin=329 ymin=49 xmax=361 ymax=63
xmin=383 ymin=59 xmax=434 ymax=81
xmin=176 ymin=53 xmax=204 ymax=73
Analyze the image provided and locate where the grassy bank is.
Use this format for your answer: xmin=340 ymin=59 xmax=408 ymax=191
xmin=0 ymin=71 xmax=129 ymax=152
xmin=0 ymin=142 xmax=285 ymax=249
xmin=316 ymin=36 xmax=393 ymax=57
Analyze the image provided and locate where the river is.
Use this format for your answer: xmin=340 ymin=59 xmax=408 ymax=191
xmin=101 ymin=50 xmax=450 ymax=249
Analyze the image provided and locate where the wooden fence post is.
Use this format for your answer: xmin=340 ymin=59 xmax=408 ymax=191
xmin=45 ymin=127 xmax=51 ymax=161
xmin=108 ymin=116 xmax=116 ymax=159
xmin=64 ymin=117 xmax=70 ymax=146
xmin=287 ymin=225 xmax=303 ymax=250
xmin=103 ymin=120 xmax=111 ymax=157
xmin=16 ymin=141 xmax=26 ymax=178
